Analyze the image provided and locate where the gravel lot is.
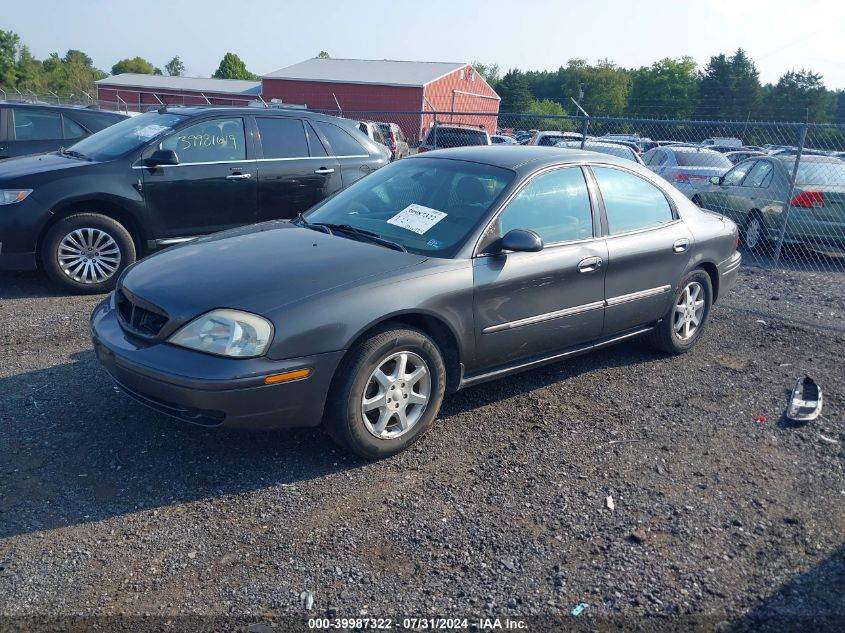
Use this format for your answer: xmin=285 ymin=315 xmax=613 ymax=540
xmin=1 ymin=261 xmax=843 ymax=632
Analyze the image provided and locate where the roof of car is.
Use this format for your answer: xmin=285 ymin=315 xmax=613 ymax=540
xmin=153 ymin=106 xmax=351 ymax=122
xmin=407 ymin=145 xmax=634 ymax=172
xmin=774 ymin=154 xmax=842 ymax=164
xmin=263 ymin=58 xmax=472 ymax=87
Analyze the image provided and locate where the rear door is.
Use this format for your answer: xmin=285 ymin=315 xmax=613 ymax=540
xmin=472 ymin=166 xmax=607 ymax=370
xmin=254 ymin=116 xmax=341 ymax=221
xmin=590 ymin=165 xmax=693 ymax=336
xmin=141 ymin=116 xmax=258 ymax=240
xmin=313 ymin=120 xmax=380 ymax=186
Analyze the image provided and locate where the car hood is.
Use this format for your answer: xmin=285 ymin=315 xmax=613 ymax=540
xmin=0 ymin=152 xmax=96 ymax=181
xmin=119 ymin=222 xmax=429 ymax=322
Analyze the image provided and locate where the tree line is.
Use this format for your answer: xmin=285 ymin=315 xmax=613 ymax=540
xmin=0 ymin=29 xmax=258 ymax=98
xmin=475 ymin=49 xmax=845 ymax=124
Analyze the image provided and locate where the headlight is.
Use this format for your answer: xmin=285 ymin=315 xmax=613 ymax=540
xmin=0 ymin=189 xmax=33 ymax=205
xmin=168 ymin=309 xmax=273 ymax=358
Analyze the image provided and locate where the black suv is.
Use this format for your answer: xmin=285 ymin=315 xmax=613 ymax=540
xmin=417 ymin=124 xmax=490 ymax=153
xmin=1 ymin=102 xmax=127 ymax=159
xmin=0 ymin=106 xmax=388 ymax=293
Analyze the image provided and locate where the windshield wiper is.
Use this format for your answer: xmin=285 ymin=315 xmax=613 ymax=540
xmin=59 ymin=148 xmax=90 ymax=161
xmin=311 ymin=222 xmax=407 ymax=253
xmin=293 ymin=213 xmax=332 ymax=235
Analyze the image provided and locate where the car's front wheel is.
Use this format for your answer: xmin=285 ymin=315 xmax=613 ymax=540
xmin=325 ymin=325 xmax=446 ymax=459
xmin=42 ymin=213 xmax=136 ymax=294
xmin=649 ymin=269 xmax=713 ymax=355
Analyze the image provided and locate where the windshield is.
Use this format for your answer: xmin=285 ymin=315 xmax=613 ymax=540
xmin=426 ymin=128 xmax=488 ymax=148
xmin=673 ymin=150 xmax=732 ymax=168
xmin=67 ymin=111 xmax=187 ymax=161
xmin=303 ymin=157 xmax=514 ymax=257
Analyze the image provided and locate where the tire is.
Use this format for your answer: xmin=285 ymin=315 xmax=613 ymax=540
xmin=743 ymin=212 xmax=771 ymax=254
xmin=324 ymin=324 xmax=446 ymax=459
xmin=649 ymin=269 xmax=713 ymax=355
xmin=42 ymin=213 xmax=136 ymax=294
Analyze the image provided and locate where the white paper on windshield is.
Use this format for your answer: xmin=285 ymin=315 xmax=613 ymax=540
xmin=387 ymin=204 xmax=447 ymax=235
xmin=133 ymin=124 xmax=170 ymax=139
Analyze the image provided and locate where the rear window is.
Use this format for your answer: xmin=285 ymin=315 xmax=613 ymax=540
xmin=73 ymin=111 xmax=125 ymax=132
xmin=672 ymin=150 xmax=732 ymax=168
xmin=426 ymin=127 xmax=487 ymax=148
xmin=377 ymin=123 xmax=391 ymax=137
xmin=582 ymin=143 xmax=637 ymax=161
xmin=793 ymin=161 xmax=845 ymax=186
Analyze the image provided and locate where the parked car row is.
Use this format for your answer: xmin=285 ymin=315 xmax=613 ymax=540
xmin=0 ymin=106 xmax=389 ymax=292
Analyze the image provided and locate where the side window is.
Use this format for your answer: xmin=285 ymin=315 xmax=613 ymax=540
xmin=304 ymin=121 xmax=328 ymax=157
xmin=593 ymin=166 xmax=674 ymax=234
xmin=161 ymin=118 xmax=246 ymax=163
xmin=256 ymin=117 xmax=309 ymax=159
xmin=315 ymin=121 xmax=368 ymax=156
xmin=654 ymin=150 xmax=668 ymax=166
xmin=722 ymin=161 xmax=754 ymax=186
xmin=498 ymin=167 xmax=594 ymax=244
xmin=12 ymin=108 xmax=62 ymax=140
xmin=743 ymin=161 xmax=774 ymax=188
xmin=62 ymin=116 xmax=87 ymax=139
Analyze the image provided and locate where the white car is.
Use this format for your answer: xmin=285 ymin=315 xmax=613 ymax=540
xmin=527 ymin=131 xmax=583 ymax=147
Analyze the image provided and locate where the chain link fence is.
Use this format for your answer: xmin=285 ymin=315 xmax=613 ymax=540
xmin=328 ymin=109 xmax=845 ymax=276
xmin=3 ymin=87 xmax=844 ymax=277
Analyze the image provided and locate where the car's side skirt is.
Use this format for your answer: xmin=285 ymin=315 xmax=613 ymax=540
xmin=458 ymin=325 xmax=655 ymax=390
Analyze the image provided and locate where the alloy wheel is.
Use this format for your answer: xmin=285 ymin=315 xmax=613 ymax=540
xmin=745 ymin=216 xmax=763 ymax=250
xmin=361 ymin=351 xmax=431 ymax=440
xmin=57 ymin=228 xmax=122 ymax=284
xmin=673 ymin=281 xmax=706 ymax=341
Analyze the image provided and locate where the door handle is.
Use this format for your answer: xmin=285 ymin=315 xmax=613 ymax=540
xmin=226 ymin=173 xmax=252 ymax=180
xmin=673 ymin=238 xmax=690 ymax=253
xmin=314 ymin=167 xmax=335 ymax=175
xmin=577 ymin=256 xmax=602 ymax=273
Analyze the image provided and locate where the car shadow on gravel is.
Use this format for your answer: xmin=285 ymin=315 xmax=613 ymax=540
xmin=0 ymin=338 xmax=666 ymax=540
xmin=728 ymin=544 xmax=845 ymax=633
xmin=0 ymin=350 xmax=368 ymax=539
xmin=0 ymin=271 xmax=75 ymax=300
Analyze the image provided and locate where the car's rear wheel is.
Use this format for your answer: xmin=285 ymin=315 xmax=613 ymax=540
xmin=42 ymin=213 xmax=136 ymax=294
xmin=743 ymin=212 xmax=771 ymax=253
xmin=649 ymin=269 xmax=713 ymax=355
xmin=324 ymin=325 xmax=446 ymax=459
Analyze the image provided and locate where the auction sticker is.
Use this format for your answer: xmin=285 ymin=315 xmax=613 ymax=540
xmin=387 ymin=204 xmax=447 ymax=235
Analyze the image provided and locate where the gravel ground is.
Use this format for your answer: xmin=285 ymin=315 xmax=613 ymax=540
xmin=0 ymin=262 xmax=843 ymax=632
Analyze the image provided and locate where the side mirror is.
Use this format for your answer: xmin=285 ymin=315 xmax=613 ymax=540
xmin=709 ymin=175 xmax=723 ymax=185
xmin=500 ymin=229 xmax=544 ymax=253
xmin=146 ymin=149 xmax=179 ymax=167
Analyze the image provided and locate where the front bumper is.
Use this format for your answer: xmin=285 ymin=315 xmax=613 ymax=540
xmin=0 ymin=196 xmax=51 ymax=270
xmin=718 ymin=250 xmax=742 ymax=297
xmin=90 ymin=297 xmax=345 ymax=429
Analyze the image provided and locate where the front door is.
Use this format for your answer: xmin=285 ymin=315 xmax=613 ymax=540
xmin=141 ymin=116 xmax=258 ymax=241
xmin=698 ymin=159 xmax=756 ymax=217
xmin=253 ymin=116 xmax=341 ymax=221
xmin=472 ymin=166 xmax=607 ymax=371
xmin=589 ymin=166 xmax=693 ymax=335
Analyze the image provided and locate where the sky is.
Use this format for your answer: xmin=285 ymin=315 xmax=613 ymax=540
xmin=9 ymin=0 xmax=845 ymax=88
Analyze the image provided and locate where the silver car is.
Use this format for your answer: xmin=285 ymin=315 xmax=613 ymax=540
xmin=642 ymin=146 xmax=733 ymax=198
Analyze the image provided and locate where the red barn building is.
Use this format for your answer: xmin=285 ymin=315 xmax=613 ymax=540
xmin=95 ymin=74 xmax=262 ymax=111
xmin=261 ymin=58 xmax=500 ymax=142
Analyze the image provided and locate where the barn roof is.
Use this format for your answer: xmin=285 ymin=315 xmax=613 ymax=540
xmin=96 ymin=74 xmax=262 ymax=96
xmin=263 ymin=58 xmax=469 ymax=87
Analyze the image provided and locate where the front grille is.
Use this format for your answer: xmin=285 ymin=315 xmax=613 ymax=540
xmin=115 ymin=290 xmax=169 ymax=338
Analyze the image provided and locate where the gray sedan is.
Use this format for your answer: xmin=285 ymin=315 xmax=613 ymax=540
xmin=693 ymin=155 xmax=845 ymax=254
xmin=91 ymin=147 xmax=741 ymax=458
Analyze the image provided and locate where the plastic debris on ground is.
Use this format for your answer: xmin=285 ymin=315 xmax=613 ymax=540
xmin=570 ymin=603 xmax=589 ymax=617
xmin=786 ymin=376 xmax=823 ymax=422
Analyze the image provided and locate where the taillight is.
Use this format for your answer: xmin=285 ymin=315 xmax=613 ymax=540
xmin=790 ymin=191 xmax=825 ymax=208
xmin=672 ymin=173 xmax=706 ymax=182
xmin=389 ymin=131 xmax=397 ymax=149
xmin=417 ymin=146 xmax=430 ymax=153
